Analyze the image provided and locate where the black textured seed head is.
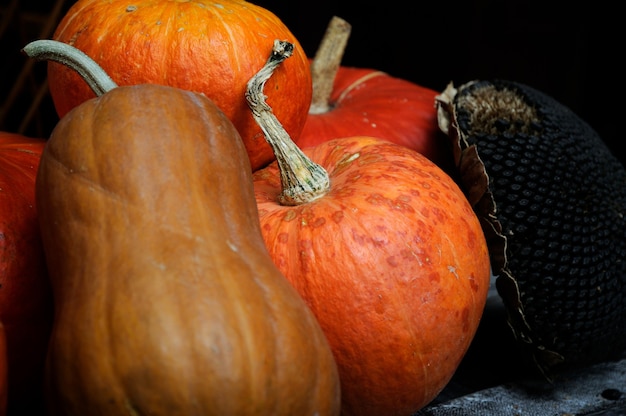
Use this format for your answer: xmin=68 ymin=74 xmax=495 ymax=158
xmin=436 ymin=79 xmax=626 ymax=379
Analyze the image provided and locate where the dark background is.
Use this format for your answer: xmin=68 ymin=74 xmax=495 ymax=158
xmin=1 ymin=1 xmax=622 ymax=165
xmin=0 ymin=0 xmax=622 ymax=404
xmin=258 ymin=1 xmax=621 ymax=162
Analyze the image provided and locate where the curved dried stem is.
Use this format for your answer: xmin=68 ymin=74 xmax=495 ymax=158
xmin=246 ymin=40 xmax=330 ymax=206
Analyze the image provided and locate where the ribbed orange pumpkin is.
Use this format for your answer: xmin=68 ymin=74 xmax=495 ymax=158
xmin=48 ymin=0 xmax=311 ymax=171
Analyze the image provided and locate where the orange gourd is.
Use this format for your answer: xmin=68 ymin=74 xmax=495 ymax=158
xmin=48 ymin=0 xmax=312 ymax=171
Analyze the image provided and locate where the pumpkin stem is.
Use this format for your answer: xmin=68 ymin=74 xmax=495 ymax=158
xmin=309 ymin=16 xmax=352 ymax=114
xmin=22 ymin=39 xmax=118 ymax=97
xmin=246 ymin=40 xmax=330 ymax=206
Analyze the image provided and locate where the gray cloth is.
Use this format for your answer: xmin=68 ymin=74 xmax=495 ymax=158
xmin=415 ymin=357 xmax=626 ymax=415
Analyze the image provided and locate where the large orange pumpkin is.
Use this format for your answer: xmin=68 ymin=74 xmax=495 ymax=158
xmin=247 ymin=45 xmax=492 ymax=416
xmin=48 ymin=0 xmax=312 ymax=171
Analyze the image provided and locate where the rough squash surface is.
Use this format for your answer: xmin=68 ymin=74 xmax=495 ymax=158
xmin=36 ymin=84 xmax=340 ymax=415
xmin=253 ymin=137 xmax=492 ymax=416
xmin=242 ymin=46 xmax=491 ymax=415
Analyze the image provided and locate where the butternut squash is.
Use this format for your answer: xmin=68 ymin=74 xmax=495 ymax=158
xmin=28 ymin=40 xmax=340 ymax=416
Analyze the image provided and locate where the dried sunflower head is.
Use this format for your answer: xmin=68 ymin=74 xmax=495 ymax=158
xmin=436 ymin=79 xmax=626 ymax=379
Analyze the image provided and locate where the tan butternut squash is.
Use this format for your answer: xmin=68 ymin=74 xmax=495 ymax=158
xmin=26 ymin=40 xmax=340 ymax=416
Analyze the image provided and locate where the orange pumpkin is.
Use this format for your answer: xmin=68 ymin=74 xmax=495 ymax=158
xmin=301 ymin=66 xmax=453 ymax=169
xmin=0 ymin=132 xmax=52 ymax=415
xmin=48 ymin=0 xmax=312 ymax=171
xmin=0 ymin=322 xmax=6 ymax=416
xmin=248 ymin=44 xmax=492 ymax=416
xmin=296 ymin=17 xmax=452 ymax=172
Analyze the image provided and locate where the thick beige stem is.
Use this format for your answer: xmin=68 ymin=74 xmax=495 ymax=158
xmin=246 ymin=40 xmax=330 ymax=206
xmin=309 ymin=16 xmax=352 ymax=114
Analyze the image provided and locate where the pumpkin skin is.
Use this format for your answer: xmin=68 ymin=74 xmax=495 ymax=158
xmin=253 ymin=137 xmax=492 ymax=416
xmin=0 ymin=132 xmax=52 ymax=414
xmin=37 ymin=84 xmax=340 ymax=415
xmin=299 ymin=66 xmax=454 ymax=171
xmin=48 ymin=0 xmax=312 ymax=171
xmin=0 ymin=322 xmax=7 ymax=416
